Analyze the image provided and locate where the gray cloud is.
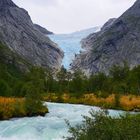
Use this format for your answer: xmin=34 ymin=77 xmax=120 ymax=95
xmin=13 ymin=0 xmax=136 ymax=33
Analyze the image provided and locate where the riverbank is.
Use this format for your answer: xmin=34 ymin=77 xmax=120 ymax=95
xmin=0 ymin=97 xmax=48 ymax=120
xmin=44 ymin=93 xmax=140 ymax=111
xmin=1 ymin=93 xmax=140 ymax=120
xmin=0 ymin=102 xmax=126 ymax=140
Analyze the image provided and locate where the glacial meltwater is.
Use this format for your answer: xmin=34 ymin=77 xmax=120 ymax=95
xmin=0 ymin=102 xmax=127 ymax=140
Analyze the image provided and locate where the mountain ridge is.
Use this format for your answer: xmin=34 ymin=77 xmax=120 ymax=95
xmin=0 ymin=0 xmax=17 ymax=7
xmin=34 ymin=24 xmax=53 ymax=35
xmin=0 ymin=0 xmax=64 ymax=71
xmin=71 ymin=0 xmax=140 ymax=75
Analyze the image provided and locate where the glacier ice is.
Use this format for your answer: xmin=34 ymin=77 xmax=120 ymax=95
xmin=49 ymin=27 xmax=100 ymax=69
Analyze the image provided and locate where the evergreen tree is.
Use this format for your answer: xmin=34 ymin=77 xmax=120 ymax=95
xmin=0 ymin=80 xmax=11 ymax=97
xmin=22 ymin=67 xmax=47 ymax=116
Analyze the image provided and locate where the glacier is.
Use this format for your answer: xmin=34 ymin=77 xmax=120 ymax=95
xmin=49 ymin=27 xmax=100 ymax=69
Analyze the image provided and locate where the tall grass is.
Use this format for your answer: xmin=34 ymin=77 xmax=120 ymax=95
xmin=0 ymin=97 xmax=48 ymax=120
xmin=0 ymin=97 xmax=25 ymax=119
xmin=44 ymin=93 xmax=140 ymax=111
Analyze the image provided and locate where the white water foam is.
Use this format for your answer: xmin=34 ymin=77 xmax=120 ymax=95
xmin=0 ymin=102 xmax=125 ymax=140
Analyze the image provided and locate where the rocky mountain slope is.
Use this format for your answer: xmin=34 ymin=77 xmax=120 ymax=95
xmin=34 ymin=24 xmax=53 ymax=35
xmin=71 ymin=0 xmax=140 ymax=74
xmin=0 ymin=42 xmax=30 ymax=73
xmin=0 ymin=0 xmax=63 ymax=71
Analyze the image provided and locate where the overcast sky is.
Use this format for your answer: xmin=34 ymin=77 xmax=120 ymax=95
xmin=13 ymin=0 xmax=136 ymax=34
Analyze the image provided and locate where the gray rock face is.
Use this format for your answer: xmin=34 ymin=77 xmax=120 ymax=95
xmin=34 ymin=24 xmax=53 ymax=35
xmin=0 ymin=0 xmax=64 ymax=71
xmin=0 ymin=42 xmax=30 ymax=72
xmin=0 ymin=0 xmax=16 ymax=7
xmin=71 ymin=0 xmax=140 ymax=75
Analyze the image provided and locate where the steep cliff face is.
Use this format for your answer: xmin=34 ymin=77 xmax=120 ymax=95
xmin=0 ymin=0 xmax=64 ymax=71
xmin=71 ymin=0 xmax=140 ymax=75
xmin=34 ymin=24 xmax=53 ymax=35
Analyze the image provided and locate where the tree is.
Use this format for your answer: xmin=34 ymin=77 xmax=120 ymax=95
xmin=0 ymin=80 xmax=11 ymax=96
xmin=69 ymin=70 xmax=86 ymax=96
xmin=44 ymin=69 xmax=55 ymax=93
xmin=23 ymin=83 xmax=44 ymax=116
xmin=109 ymin=64 xmax=130 ymax=94
xmin=21 ymin=67 xmax=47 ymax=116
xmin=128 ymin=65 xmax=140 ymax=95
xmin=12 ymin=81 xmax=24 ymax=97
xmin=56 ymin=66 xmax=68 ymax=93
xmin=109 ymin=64 xmax=129 ymax=82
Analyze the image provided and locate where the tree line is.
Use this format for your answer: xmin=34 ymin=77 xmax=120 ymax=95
xmin=1 ymin=63 xmax=140 ymax=98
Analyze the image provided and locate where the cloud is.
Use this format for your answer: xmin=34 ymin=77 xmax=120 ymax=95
xmin=14 ymin=0 xmax=59 ymax=7
xmin=13 ymin=0 xmax=136 ymax=33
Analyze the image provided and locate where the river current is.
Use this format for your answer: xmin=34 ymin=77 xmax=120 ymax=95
xmin=0 ymin=102 xmax=125 ymax=140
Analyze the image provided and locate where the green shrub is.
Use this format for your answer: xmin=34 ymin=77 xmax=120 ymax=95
xmin=66 ymin=110 xmax=140 ymax=140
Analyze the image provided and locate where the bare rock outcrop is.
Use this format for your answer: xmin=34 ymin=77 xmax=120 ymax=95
xmin=34 ymin=24 xmax=53 ymax=35
xmin=0 ymin=0 xmax=64 ymax=71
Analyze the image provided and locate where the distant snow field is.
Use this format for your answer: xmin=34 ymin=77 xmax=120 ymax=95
xmin=49 ymin=27 xmax=100 ymax=69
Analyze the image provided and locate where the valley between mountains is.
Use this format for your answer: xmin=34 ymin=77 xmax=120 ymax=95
xmin=0 ymin=0 xmax=140 ymax=140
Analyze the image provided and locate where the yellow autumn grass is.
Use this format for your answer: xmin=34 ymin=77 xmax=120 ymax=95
xmin=0 ymin=97 xmax=25 ymax=120
xmin=120 ymin=95 xmax=140 ymax=111
xmin=0 ymin=97 xmax=49 ymax=120
xmin=44 ymin=93 xmax=140 ymax=111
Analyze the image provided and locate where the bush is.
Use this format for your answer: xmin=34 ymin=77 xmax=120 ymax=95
xmin=0 ymin=80 xmax=11 ymax=96
xmin=66 ymin=110 xmax=140 ymax=140
xmin=114 ymin=94 xmax=121 ymax=108
xmin=0 ymin=97 xmax=25 ymax=120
